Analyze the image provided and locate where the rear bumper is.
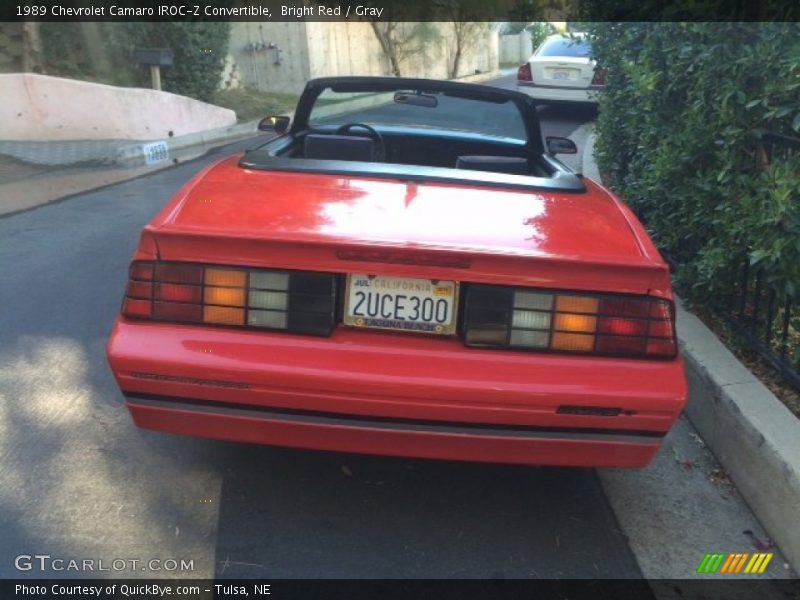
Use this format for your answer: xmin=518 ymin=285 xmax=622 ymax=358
xmin=517 ymin=82 xmax=601 ymax=104
xmin=108 ymin=319 xmax=687 ymax=468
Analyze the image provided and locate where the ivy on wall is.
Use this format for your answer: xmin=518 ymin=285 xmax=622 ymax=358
xmin=39 ymin=22 xmax=230 ymax=102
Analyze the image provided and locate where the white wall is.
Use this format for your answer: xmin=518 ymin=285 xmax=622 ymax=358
xmin=0 ymin=73 xmax=236 ymax=141
xmin=499 ymin=32 xmax=534 ymax=65
xmin=223 ymin=22 xmax=499 ymax=95
xmin=226 ymin=22 xmax=314 ymax=95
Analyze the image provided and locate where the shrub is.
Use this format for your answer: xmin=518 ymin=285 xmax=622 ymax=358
xmin=525 ymin=22 xmax=556 ymax=51
xmin=587 ymin=23 xmax=800 ymax=308
xmin=40 ymin=22 xmax=230 ymax=103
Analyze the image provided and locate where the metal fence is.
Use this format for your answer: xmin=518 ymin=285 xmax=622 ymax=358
xmin=726 ymin=260 xmax=800 ymax=390
xmin=721 ymin=132 xmax=800 ymax=391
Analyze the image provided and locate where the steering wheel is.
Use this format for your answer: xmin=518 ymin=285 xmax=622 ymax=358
xmin=335 ymin=123 xmax=385 ymax=161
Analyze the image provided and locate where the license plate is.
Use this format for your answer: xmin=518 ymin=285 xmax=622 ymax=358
xmin=343 ymin=274 xmax=459 ymax=335
xmin=550 ymin=69 xmax=574 ymax=80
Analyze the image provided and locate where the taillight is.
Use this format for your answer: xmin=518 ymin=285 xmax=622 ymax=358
xmin=591 ymin=67 xmax=607 ymax=86
xmin=121 ymin=261 xmax=336 ymax=336
xmin=464 ymin=285 xmax=677 ymax=359
xmin=517 ymin=63 xmax=532 ymax=82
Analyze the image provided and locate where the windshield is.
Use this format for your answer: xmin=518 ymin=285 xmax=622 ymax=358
xmin=308 ymin=89 xmax=528 ymax=142
xmin=536 ymin=37 xmax=593 ymax=59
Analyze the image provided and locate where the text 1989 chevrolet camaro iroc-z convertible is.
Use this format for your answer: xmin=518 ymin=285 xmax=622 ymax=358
xmin=107 ymin=77 xmax=687 ymax=468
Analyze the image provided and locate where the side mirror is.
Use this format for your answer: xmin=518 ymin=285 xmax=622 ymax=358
xmin=546 ymin=136 xmax=577 ymax=155
xmin=258 ymin=115 xmax=290 ymax=134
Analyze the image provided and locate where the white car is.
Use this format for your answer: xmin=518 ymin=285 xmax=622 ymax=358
xmin=517 ymin=33 xmax=605 ymax=105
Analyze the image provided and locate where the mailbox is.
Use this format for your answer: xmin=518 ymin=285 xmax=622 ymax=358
xmin=134 ymin=48 xmax=174 ymax=67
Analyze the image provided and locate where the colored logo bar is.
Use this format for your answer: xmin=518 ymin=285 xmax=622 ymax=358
xmin=697 ymin=553 xmax=773 ymax=574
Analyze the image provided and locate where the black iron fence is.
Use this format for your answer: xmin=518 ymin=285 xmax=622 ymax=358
xmin=726 ymin=260 xmax=800 ymax=390
xmin=720 ymin=132 xmax=800 ymax=391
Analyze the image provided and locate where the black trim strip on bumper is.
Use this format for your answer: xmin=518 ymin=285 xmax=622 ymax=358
xmin=125 ymin=393 xmax=665 ymax=445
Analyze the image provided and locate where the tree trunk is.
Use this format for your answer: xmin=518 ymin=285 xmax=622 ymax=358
xmin=369 ymin=22 xmax=403 ymax=77
xmin=450 ymin=40 xmax=463 ymax=79
xmin=21 ymin=22 xmax=43 ymax=73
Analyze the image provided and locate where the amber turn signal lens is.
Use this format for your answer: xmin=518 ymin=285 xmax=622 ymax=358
xmin=465 ymin=285 xmax=678 ymax=358
xmin=555 ymin=296 xmax=599 ymax=314
xmin=204 ymin=286 xmax=246 ymax=307
xmin=553 ymin=313 xmax=597 ymax=334
xmin=120 ymin=261 xmax=335 ymax=336
xmin=203 ymin=306 xmax=245 ymax=325
xmin=551 ymin=332 xmax=595 ymax=351
xmin=205 ymin=268 xmax=246 ymax=287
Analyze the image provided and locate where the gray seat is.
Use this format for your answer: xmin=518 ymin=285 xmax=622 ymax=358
xmin=455 ymin=155 xmax=529 ymax=175
xmin=304 ymin=134 xmax=377 ymax=162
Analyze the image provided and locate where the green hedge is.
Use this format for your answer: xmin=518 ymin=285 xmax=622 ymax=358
xmin=40 ymin=23 xmax=230 ymax=103
xmin=587 ymin=23 xmax=800 ymax=308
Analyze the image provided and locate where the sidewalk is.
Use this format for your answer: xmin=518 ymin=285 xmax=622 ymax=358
xmin=582 ymin=125 xmax=800 ymax=574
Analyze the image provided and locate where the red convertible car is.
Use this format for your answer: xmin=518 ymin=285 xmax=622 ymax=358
xmin=107 ymin=77 xmax=686 ymax=468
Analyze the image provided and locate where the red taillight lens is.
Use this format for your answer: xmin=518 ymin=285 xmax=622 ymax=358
xmin=153 ymin=301 xmax=203 ymax=322
xmin=129 ymin=263 xmax=153 ymax=281
xmin=591 ymin=67 xmax=607 ymax=86
xmin=125 ymin=280 xmax=152 ymax=300
xmin=517 ymin=63 xmax=532 ymax=82
xmin=154 ymin=283 xmax=202 ymax=303
xmin=465 ymin=286 xmax=677 ymax=359
xmin=154 ymin=263 xmax=203 ymax=285
xmin=120 ymin=261 xmax=336 ymax=336
xmin=598 ymin=317 xmax=648 ymax=336
xmin=121 ymin=297 xmax=151 ymax=319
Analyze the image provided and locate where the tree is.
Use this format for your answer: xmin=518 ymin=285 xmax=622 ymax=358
xmin=500 ymin=22 xmax=532 ymax=35
xmin=368 ymin=21 xmax=441 ymax=77
xmin=128 ymin=23 xmax=230 ymax=102
xmin=526 ymin=22 xmax=556 ymax=50
xmin=435 ymin=0 xmax=492 ymax=79
xmin=38 ymin=22 xmax=230 ymax=101
xmin=358 ymin=0 xmax=439 ymax=77
xmin=448 ymin=21 xmax=488 ymax=79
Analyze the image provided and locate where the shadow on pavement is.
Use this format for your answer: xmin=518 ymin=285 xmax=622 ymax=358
xmin=212 ymin=445 xmax=644 ymax=579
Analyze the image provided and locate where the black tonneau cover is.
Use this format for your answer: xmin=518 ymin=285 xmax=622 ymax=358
xmin=238 ymin=154 xmax=586 ymax=193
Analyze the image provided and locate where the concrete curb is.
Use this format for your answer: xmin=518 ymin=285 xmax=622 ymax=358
xmin=113 ymin=120 xmax=261 ymax=167
xmin=582 ymin=126 xmax=800 ymax=572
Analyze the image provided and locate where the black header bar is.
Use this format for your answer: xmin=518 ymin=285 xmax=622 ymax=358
xmin=3 ymin=0 xmax=800 ymax=22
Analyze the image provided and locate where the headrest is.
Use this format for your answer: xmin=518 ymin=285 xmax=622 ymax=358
xmin=304 ymin=134 xmax=377 ymax=162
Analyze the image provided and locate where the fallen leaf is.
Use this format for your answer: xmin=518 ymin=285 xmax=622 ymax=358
xmin=689 ymin=432 xmax=705 ymax=447
xmin=743 ymin=529 xmax=775 ymax=551
xmin=709 ymin=468 xmax=732 ymax=485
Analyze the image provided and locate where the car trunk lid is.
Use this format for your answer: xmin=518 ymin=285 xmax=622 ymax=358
xmin=148 ymin=157 xmax=669 ymax=294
